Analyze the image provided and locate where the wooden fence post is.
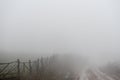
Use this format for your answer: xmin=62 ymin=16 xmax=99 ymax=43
xmin=17 ymin=59 xmax=20 ymax=80
xmin=23 ymin=62 xmax=25 ymax=73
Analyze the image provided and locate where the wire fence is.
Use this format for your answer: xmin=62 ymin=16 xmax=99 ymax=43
xmin=0 ymin=59 xmax=38 ymax=80
xmin=0 ymin=56 xmax=79 ymax=80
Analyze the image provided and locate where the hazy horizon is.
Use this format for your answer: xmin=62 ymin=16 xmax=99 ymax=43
xmin=1 ymin=0 xmax=120 ymax=65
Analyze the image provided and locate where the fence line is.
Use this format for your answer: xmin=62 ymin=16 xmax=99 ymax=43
xmin=0 ymin=57 xmax=77 ymax=80
xmin=0 ymin=59 xmax=35 ymax=80
xmin=0 ymin=61 xmax=16 ymax=65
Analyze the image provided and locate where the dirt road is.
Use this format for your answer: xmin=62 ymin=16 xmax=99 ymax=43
xmin=80 ymin=68 xmax=115 ymax=80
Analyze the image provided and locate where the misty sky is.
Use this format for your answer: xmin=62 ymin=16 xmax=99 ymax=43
xmin=0 ymin=0 xmax=120 ymax=64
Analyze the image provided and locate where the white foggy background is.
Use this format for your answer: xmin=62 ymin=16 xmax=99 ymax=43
xmin=0 ymin=0 xmax=120 ymax=65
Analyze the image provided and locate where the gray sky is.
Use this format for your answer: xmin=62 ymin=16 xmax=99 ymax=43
xmin=0 ymin=0 xmax=120 ymax=64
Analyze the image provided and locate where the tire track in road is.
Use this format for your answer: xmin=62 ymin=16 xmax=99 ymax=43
xmin=80 ymin=67 xmax=115 ymax=80
xmin=93 ymin=68 xmax=115 ymax=80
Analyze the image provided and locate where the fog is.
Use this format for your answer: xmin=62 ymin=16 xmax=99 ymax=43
xmin=0 ymin=0 xmax=120 ymax=65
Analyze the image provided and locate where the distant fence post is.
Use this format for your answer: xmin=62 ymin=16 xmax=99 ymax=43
xmin=17 ymin=59 xmax=20 ymax=80
xmin=37 ymin=59 xmax=40 ymax=74
xmin=29 ymin=60 xmax=32 ymax=75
